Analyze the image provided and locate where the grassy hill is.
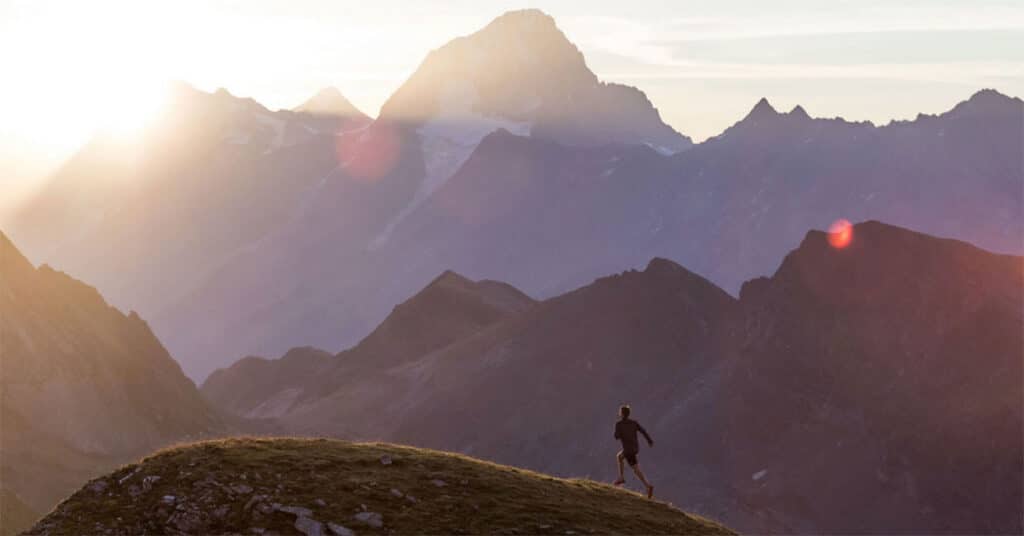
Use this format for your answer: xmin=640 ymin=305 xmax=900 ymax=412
xmin=25 ymin=438 xmax=733 ymax=535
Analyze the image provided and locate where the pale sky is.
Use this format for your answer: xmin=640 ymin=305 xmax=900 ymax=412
xmin=1 ymin=0 xmax=1022 ymax=211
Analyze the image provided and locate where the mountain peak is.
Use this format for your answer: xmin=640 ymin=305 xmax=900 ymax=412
xmin=746 ymin=97 xmax=779 ymax=120
xmin=767 ymin=220 xmax=1022 ymax=308
xmin=294 ymin=87 xmax=367 ymax=119
xmin=789 ymin=104 xmax=810 ymax=120
xmin=484 ymin=8 xmax=559 ymax=33
xmin=953 ymin=88 xmax=1022 ymax=117
xmin=644 ymin=257 xmax=685 ymax=274
xmin=378 ymin=10 xmax=690 ymax=150
xmin=426 ymin=269 xmax=475 ymax=290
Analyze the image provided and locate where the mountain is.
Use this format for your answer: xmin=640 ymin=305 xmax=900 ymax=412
xmin=201 ymin=271 xmax=535 ymax=421
xmin=7 ymin=11 xmax=694 ymax=382
xmin=203 ymin=221 xmax=1022 ymax=534
xmin=291 ymin=86 xmax=372 ymax=134
xmin=7 ymin=9 xmax=1021 ymax=385
xmin=379 ymin=9 xmax=691 ymax=152
xmin=365 ymin=88 xmax=1023 ymax=301
xmin=0 ymin=231 xmax=223 ymax=532
xmin=25 ymin=438 xmax=734 ymax=535
xmin=723 ymin=221 xmax=1023 ymax=533
xmin=293 ymin=86 xmax=367 ymax=119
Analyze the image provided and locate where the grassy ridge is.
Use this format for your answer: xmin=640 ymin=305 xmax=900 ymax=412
xmin=27 ymin=437 xmax=733 ymax=535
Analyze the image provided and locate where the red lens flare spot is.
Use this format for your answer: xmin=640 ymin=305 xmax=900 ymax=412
xmin=828 ymin=219 xmax=853 ymax=249
xmin=336 ymin=123 xmax=401 ymax=182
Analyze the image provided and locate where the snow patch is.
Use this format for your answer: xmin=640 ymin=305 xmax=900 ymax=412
xmin=644 ymin=141 xmax=676 ymax=156
xmin=752 ymin=469 xmax=768 ymax=481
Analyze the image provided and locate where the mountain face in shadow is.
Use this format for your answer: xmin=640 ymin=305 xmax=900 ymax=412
xmin=201 ymin=270 xmax=536 ymax=423
xmin=725 ymin=221 xmax=1023 ymax=533
xmin=0 ymin=232 xmax=223 ymax=529
xmin=204 ymin=221 xmax=1022 ymax=534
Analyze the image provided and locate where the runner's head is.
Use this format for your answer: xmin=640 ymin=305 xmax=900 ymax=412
xmin=619 ymin=405 xmax=631 ymax=419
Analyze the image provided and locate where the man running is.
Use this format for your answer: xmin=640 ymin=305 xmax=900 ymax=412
xmin=613 ymin=404 xmax=655 ymax=498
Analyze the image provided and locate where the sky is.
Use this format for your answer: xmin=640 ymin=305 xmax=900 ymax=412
xmin=1 ymin=0 xmax=1022 ymax=208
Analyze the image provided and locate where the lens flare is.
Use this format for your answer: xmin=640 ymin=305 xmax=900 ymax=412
xmin=828 ymin=219 xmax=853 ymax=249
xmin=336 ymin=123 xmax=401 ymax=181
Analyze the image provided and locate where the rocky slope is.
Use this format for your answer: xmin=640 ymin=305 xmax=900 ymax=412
xmin=25 ymin=438 xmax=733 ymax=536
xmin=0 ymin=231 xmax=223 ymax=532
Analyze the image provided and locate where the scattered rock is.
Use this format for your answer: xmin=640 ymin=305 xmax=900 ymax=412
xmin=168 ymin=510 xmax=203 ymax=532
xmin=212 ymin=505 xmax=230 ymax=520
xmin=250 ymin=528 xmax=266 ymax=535
xmin=161 ymin=495 xmax=176 ymax=505
xmin=141 ymin=475 xmax=161 ymax=492
xmin=118 ymin=467 xmax=141 ymax=485
xmin=431 ymin=479 xmax=447 ymax=487
xmin=88 ymin=480 xmax=109 ymax=494
xmin=390 ymin=488 xmax=403 ymax=498
xmin=405 ymin=495 xmax=418 ymax=504
xmin=279 ymin=505 xmax=314 ymax=518
xmin=379 ymin=455 xmax=393 ymax=465
xmin=328 ymin=522 xmax=356 ymax=536
xmin=539 ymin=524 xmax=552 ymax=529
xmin=294 ymin=516 xmax=324 ymax=536
xmin=353 ymin=511 xmax=383 ymax=528
xmin=231 ymin=483 xmax=254 ymax=495
xmin=314 ymin=498 xmax=327 ymax=507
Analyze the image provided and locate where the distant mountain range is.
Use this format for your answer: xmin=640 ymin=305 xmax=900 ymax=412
xmin=201 ymin=221 xmax=1023 ymax=534
xmin=0 ymin=232 xmax=224 ymax=534
xmin=5 ymin=8 xmax=1022 ymax=390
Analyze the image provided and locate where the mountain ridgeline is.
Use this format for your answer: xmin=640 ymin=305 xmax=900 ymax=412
xmin=202 ymin=221 xmax=1024 ymax=534
xmin=6 ymin=9 xmax=1020 ymax=383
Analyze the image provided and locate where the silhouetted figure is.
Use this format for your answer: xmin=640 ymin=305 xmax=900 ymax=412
xmin=613 ymin=404 xmax=654 ymax=498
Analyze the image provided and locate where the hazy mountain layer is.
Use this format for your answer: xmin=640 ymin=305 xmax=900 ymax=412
xmin=6 ymin=10 xmax=1022 ymax=384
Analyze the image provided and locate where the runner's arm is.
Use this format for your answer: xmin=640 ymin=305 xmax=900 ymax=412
xmin=639 ymin=424 xmax=654 ymax=446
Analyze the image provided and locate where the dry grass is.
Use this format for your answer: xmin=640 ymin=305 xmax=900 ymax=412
xmin=28 ymin=437 xmax=733 ymax=535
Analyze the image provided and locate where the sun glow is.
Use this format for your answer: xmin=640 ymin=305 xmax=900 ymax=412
xmin=0 ymin=1 xmax=185 ymax=152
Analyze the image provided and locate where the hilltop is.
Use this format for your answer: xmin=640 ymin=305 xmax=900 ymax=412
xmin=25 ymin=438 xmax=732 ymax=536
